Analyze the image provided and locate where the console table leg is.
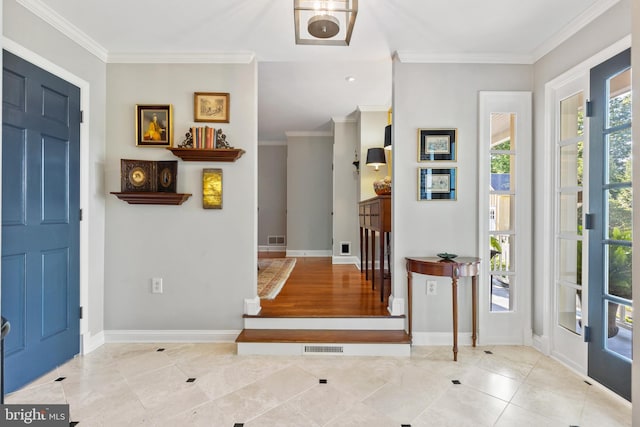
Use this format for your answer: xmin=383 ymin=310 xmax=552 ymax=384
xmin=452 ymin=277 xmax=458 ymax=362
xmin=472 ymin=275 xmax=477 ymax=347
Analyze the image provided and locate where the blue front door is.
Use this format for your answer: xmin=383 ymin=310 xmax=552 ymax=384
xmin=2 ymin=50 xmax=81 ymax=393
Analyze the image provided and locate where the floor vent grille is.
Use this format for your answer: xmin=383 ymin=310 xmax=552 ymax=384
xmin=304 ymin=345 xmax=344 ymax=354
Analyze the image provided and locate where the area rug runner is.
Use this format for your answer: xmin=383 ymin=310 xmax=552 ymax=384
xmin=258 ymin=258 xmax=296 ymax=299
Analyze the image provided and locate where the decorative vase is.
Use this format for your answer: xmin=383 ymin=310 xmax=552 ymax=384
xmin=373 ymin=176 xmax=392 ymax=195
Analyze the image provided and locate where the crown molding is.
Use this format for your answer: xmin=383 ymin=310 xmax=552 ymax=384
xmin=107 ymin=52 xmax=256 ymax=64
xmin=17 ymin=0 xmax=109 ymax=62
xmin=285 ymin=131 xmax=333 ymax=138
xmin=356 ymin=105 xmax=390 ymax=112
xmin=331 ymin=116 xmax=358 ymax=123
xmin=532 ymin=0 xmax=621 ymax=62
xmin=394 ymin=51 xmax=534 ymax=64
xmin=258 ymin=140 xmax=287 ymax=146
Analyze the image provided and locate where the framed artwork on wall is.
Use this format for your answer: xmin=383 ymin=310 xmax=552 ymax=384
xmin=418 ymin=128 xmax=457 ymax=161
xmin=202 ymin=168 xmax=223 ymax=209
xmin=136 ymin=104 xmax=173 ymax=147
xmin=194 ymin=92 xmax=230 ymax=123
xmin=418 ymin=167 xmax=457 ymax=201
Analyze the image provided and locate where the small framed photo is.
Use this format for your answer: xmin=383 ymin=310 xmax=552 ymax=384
xmin=418 ymin=167 xmax=457 ymax=201
xmin=194 ymin=92 xmax=230 ymax=123
xmin=136 ymin=104 xmax=173 ymax=147
xmin=202 ymin=168 xmax=223 ymax=209
xmin=418 ymin=128 xmax=457 ymax=161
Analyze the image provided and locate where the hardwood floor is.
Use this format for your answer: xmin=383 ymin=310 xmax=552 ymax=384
xmin=256 ymin=253 xmax=391 ymax=317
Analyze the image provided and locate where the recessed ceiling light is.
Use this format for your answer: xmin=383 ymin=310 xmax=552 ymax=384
xmin=345 ymin=76 xmax=356 ymax=83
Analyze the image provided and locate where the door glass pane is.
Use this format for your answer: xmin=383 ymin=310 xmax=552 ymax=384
xmin=605 ymin=301 xmax=632 ymax=360
xmin=559 ymin=238 xmax=581 ymax=284
xmin=607 ymin=69 xmax=631 ymax=128
xmin=491 ymin=274 xmax=511 ymax=312
xmin=490 ymin=113 xmax=514 ymax=150
xmin=490 ymin=154 xmax=514 ymax=191
xmin=607 ymin=128 xmax=632 ymax=184
xmin=490 ymin=234 xmax=514 ymax=272
xmin=560 ymin=92 xmax=585 ymax=140
xmin=607 ymin=188 xmax=632 ymax=239
xmin=559 ymin=192 xmax=583 ymax=234
xmin=560 ymin=142 xmax=584 ymax=187
xmin=607 ymin=244 xmax=632 ymax=300
xmin=489 ymin=195 xmax=512 ymax=231
xmin=558 ymin=284 xmax=582 ymax=334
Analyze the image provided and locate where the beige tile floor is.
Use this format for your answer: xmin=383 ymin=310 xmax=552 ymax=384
xmin=6 ymin=343 xmax=632 ymax=426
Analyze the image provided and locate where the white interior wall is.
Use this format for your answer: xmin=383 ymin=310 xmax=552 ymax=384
xmin=391 ymin=62 xmax=533 ymax=335
xmin=104 ymin=62 xmax=257 ymax=331
xmin=358 ymin=108 xmax=389 ymax=201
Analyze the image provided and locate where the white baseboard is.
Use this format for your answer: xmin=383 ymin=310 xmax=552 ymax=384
xmin=532 ymin=333 xmax=551 ymax=355
xmin=286 ymin=249 xmax=332 ymax=257
xmin=388 ymin=296 xmax=405 ymax=316
xmin=258 ymin=245 xmax=286 ymax=252
xmin=81 ymin=331 xmax=105 ymax=354
xmin=331 ymin=255 xmax=359 ymax=265
xmin=104 ymin=330 xmax=240 ymax=343
xmin=244 ymin=296 xmax=262 ymax=315
xmin=411 ymin=332 xmax=473 ymax=346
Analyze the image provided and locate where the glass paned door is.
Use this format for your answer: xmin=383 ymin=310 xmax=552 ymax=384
xmin=588 ymin=48 xmax=632 ymax=401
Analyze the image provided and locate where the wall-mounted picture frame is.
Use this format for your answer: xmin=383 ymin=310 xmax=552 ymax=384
xmin=202 ymin=168 xmax=223 ymax=209
xmin=418 ymin=167 xmax=457 ymax=201
xmin=136 ymin=104 xmax=173 ymax=147
xmin=194 ymin=92 xmax=230 ymax=123
xmin=418 ymin=128 xmax=457 ymax=161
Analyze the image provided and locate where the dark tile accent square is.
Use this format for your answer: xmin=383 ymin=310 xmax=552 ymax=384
xmin=584 ymin=380 xmax=592 ymax=386
xmin=55 ymin=377 xmax=66 ymax=382
xmin=233 ymin=424 xmax=244 ymax=427
xmin=186 ymin=378 xmax=196 ymax=383
xmin=70 ymin=423 xmax=79 ymax=426
xmin=484 ymin=350 xmax=493 ymax=354
xmin=319 ymin=379 xmax=328 ymax=384
xmin=451 ymin=380 xmax=461 ymax=385
xmin=401 ymin=425 xmax=412 ymax=427
xmin=157 ymin=348 xmax=165 ymax=352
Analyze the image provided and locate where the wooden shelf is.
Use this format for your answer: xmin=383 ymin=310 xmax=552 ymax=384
xmin=111 ymin=192 xmax=192 ymax=205
xmin=167 ymin=147 xmax=245 ymax=162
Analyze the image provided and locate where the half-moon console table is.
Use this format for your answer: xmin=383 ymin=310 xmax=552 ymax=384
xmin=405 ymin=256 xmax=481 ymax=361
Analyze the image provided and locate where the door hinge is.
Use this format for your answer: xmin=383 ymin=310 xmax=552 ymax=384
xmin=584 ymin=213 xmax=594 ymax=230
xmin=585 ymin=100 xmax=593 ymax=117
xmin=80 ymin=110 xmax=84 ymax=123
xmin=79 ymin=306 xmax=83 ymax=319
xmin=79 ymin=208 xmax=83 ymax=221
xmin=583 ymin=325 xmax=591 ymax=342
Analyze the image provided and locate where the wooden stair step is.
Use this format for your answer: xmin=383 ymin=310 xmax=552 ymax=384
xmin=235 ymin=329 xmax=411 ymax=344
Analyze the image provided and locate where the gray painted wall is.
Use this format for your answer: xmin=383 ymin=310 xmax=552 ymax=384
xmin=3 ymin=0 xmax=108 ymax=339
xmin=332 ymin=119 xmax=360 ymax=259
xmin=257 ymin=144 xmax=287 ymax=247
xmin=286 ymin=134 xmax=333 ymax=253
xmin=104 ymin=62 xmax=257 ymax=330
xmin=392 ymin=63 xmax=533 ymax=332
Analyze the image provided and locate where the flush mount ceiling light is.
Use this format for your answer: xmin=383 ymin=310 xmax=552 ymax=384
xmin=294 ymin=0 xmax=358 ymax=46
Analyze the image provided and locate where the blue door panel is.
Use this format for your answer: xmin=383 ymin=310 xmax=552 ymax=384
xmin=2 ymin=50 xmax=80 ymax=393
xmin=1 ymin=124 xmax=26 ymax=226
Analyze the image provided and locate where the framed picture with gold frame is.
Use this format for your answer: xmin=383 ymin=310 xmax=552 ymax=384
xmin=136 ymin=104 xmax=173 ymax=147
xmin=202 ymin=168 xmax=223 ymax=209
xmin=194 ymin=92 xmax=230 ymax=123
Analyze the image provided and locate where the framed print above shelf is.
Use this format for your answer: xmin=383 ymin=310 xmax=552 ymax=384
xmin=194 ymin=92 xmax=229 ymax=123
xmin=418 ymin=167 xmax=457 ymax=201
xmin=418 ymin=128 xmax=457 ymax=161
xmin=136 ymin=104 xmax=173 ymax=147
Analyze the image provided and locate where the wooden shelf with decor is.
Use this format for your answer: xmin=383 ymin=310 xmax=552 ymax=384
xmin=167 ymin=148 xmax=245 ymax=162
xmin=111 ymin=192 xmax=192 ymax=205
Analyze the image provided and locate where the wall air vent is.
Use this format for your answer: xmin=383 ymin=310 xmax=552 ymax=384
xmin=267 ymin=235 xmax=286 ymax=245
xmin=303 ymin=345 xmax=344 ymax=354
